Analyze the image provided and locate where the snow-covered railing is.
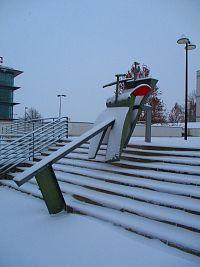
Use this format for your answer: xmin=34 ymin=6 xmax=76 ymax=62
xmin=14 ymin=118 xmax=115 ymax=186
xmin=0 ymin=117 xmax=68 ymax=176
xmin=12 ymin=118 xmax=115 ymax=214
xmin=2 ymin=117 xmax=65 ymax=135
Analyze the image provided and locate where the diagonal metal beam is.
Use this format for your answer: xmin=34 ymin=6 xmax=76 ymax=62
xmin=14 ymin=118 xmax=115 ymax=186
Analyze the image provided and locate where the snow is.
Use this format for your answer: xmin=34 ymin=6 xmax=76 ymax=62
xmin=129 ymin=137 xmax=200 ymax=149
xmin=53 ymin=159 xmax=200 ymax=213
xmin=39 ymin=174 xmax=200 ymax=231
xmin=2 ymin=136 xmax=200 ymax=266
xmin=0 ymin=186 xmax=200 ymax=267
xmin=54 ymin=161 xmax=200 ymax=198
xmin=178 ymin=122 xmax=200 ymax=129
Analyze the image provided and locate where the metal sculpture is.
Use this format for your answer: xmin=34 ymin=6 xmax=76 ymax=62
xmin=89 ymin=75 xmax=158 ymax=162
xmin=13 ymin=65 xmax=158 ymax=215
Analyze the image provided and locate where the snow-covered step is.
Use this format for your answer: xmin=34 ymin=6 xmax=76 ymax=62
xmin=128 ymin=143 xmax=200 ymax=152
xmin=57 ymin=146 xmax=200 ymax=166
xmin=66 ymin=140 xmax=200 ymax=158
xmin=59 ymin=145 xmax=200 ymax=166
xmin=47 ymin=179 xmax=200 ymax=231
xmin=44 ymin=145 xmax=106 ymax=157
xmin=63 ymin=195 xmax=200 ymax=255
xmin=53 ymin=170 xmax=200 ymax=213
xmin=9 ymin=163 xmax=200 ymax=213
xmin=53 ymin=162 xmax=200 ymax=185
xmin=52 ymin=144 xmax=200 ymax=166
xmin=0 ymin=179 xmax=41 ymax=198
xmin=53 ymin=164 xmax=200 ymax=198
xmin=121 ymin=153 xmax=200 ymax=166
xmin=115 ymin=159 xmax=200 ymax=175
xmin=55 ymin=157 xmax=200 ymax=186
xmin=124 ymin=146 xmax=200 ymax=158
xmin=60 ymin=152 xmax=200 ymax=176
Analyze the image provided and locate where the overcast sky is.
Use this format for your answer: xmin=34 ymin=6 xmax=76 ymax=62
xmin=1 ymin=0 xmax=199 ymax=122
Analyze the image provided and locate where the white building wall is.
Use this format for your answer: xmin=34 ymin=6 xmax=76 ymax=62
xmin=196 ymin=70 xmax=200 ymax=122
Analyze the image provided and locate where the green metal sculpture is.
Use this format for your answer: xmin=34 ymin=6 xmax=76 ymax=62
xmin=89 ymin=74 xmax=158 ymax=161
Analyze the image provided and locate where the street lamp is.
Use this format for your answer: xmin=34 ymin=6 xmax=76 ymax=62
xmin=177 ymin=35 xmax=196 ymax=140
xmin=57 ymin=94 xmax=66 ymax=117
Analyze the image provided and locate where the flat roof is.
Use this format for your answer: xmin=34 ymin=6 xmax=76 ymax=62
xmin=0 ymin=65 xmax=23 ymax=77
xmin=0 ymin=84 xmax=20 ymax=90
xmin=0 ymin=101 xmax=19 ymax=106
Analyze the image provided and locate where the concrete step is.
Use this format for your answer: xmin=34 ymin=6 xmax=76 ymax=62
xmin=50 ymin=145 xmax=200 ymax=166
xmin=53 ymin=162 xmax=200 ymax=186
xmin=128 ymin=144 xmax=200 ymax=152
xmin=124 ymin=146 xmax=200 ymax=158
xmin=53 ymin=164 xmax=200 ymax=199
xmin=57 ymin=152 xmax=200 ymax=176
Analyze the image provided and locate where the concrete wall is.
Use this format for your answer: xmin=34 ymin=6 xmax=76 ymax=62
xmin=132 ymin=124 xmax=182 ymax=137
xmin=1 ymin=121 xmax=198 ymax=138
xmin=188 ymin=128 xmax=200 ymax=137
xmin=196 ymin=70 xmax=200 ymax=122
xmin=68 ymin=122 xmax=183 ymax=137
xmin=68 ymin=122 xmax=93 ymax=136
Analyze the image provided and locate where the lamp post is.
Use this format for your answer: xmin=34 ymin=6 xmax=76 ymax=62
xmin=57 ymin=94 xmax=66 ymax=117
xmin=177 ymin=35 xmax=196 ymax=140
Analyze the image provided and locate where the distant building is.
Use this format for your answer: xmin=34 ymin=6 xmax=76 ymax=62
xmin=0 ymin=65 xmax=23 ymax=120
xmin=196 ymin=70 xmax=200 ymax=122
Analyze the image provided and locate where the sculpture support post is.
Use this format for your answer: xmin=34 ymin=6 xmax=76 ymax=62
xmin=143 ymin=105 xmax=152 ymax=143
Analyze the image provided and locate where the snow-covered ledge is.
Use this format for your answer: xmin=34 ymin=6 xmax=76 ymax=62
xmin=68 ymin=122 xmax=183 ymax=137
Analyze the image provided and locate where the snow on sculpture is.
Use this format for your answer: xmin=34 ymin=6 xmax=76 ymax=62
xmin=89 ymin=75 xmax=158 ymax=162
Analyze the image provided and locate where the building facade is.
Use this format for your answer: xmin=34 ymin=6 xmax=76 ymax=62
xmin=196 ymin=70 xmax=200 ymax=122
xmin=0 ymin=66 xmax=22 ymax=120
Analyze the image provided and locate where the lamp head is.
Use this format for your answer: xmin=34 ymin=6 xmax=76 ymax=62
xmin=177 ymin=34 xmax=189 ymax=45
xmin=187 ymin=43 xmax=196 ymax=50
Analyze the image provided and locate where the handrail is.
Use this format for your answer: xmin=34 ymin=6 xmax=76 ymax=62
xmin=0 ymin=117 xmax=68 ymax=175
xmin=0 ymin=120 xmax=65 ymax=161
xmin=1 ymin=118 xmax=66 ymax=151
xmin=1 ymin=118 xmax=67 ymax=158
xmin=2 ymin=117 xmax=68 ymax=135
xmin=14 ymin=118 xmax=115 ymax=186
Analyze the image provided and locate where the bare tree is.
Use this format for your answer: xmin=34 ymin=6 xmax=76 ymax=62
xmin=188 ymin=91 xmax=196 ymax=122
xmin=168 ymin=102 xmax=184 ymax=124
xmin=24 ymin=107 xmax=42 ymax=120
xmin=124 ymin=62 xmax=167 ymax=123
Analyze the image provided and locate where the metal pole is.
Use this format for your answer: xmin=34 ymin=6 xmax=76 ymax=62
xmin=145 ymin=107 xmax=152 ymax=143
xmin=59 ymin=96 xmax=61 ymax=117
xmin=184 ymin=42 xmax=188 ymax=140
xmin=143 ymin=105 xmax=152 ymax=143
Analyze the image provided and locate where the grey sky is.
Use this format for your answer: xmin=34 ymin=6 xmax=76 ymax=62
xmin=1 ymin=0 xmax=199 ymax=121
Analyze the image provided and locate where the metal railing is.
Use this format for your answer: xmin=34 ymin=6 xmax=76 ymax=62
xmin=1 ymin=117 xmax=65 ymax=135
xmin=0 ymin=117 xmax=68 ymax=176
xmin=14 ymin=118 xmax=115 ymax=186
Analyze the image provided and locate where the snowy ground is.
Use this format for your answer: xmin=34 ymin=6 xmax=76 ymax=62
xmin=1 ymin=137 xmax=200 ymax=266
xmin=0 ymin=187 xmax=200 ymax=267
